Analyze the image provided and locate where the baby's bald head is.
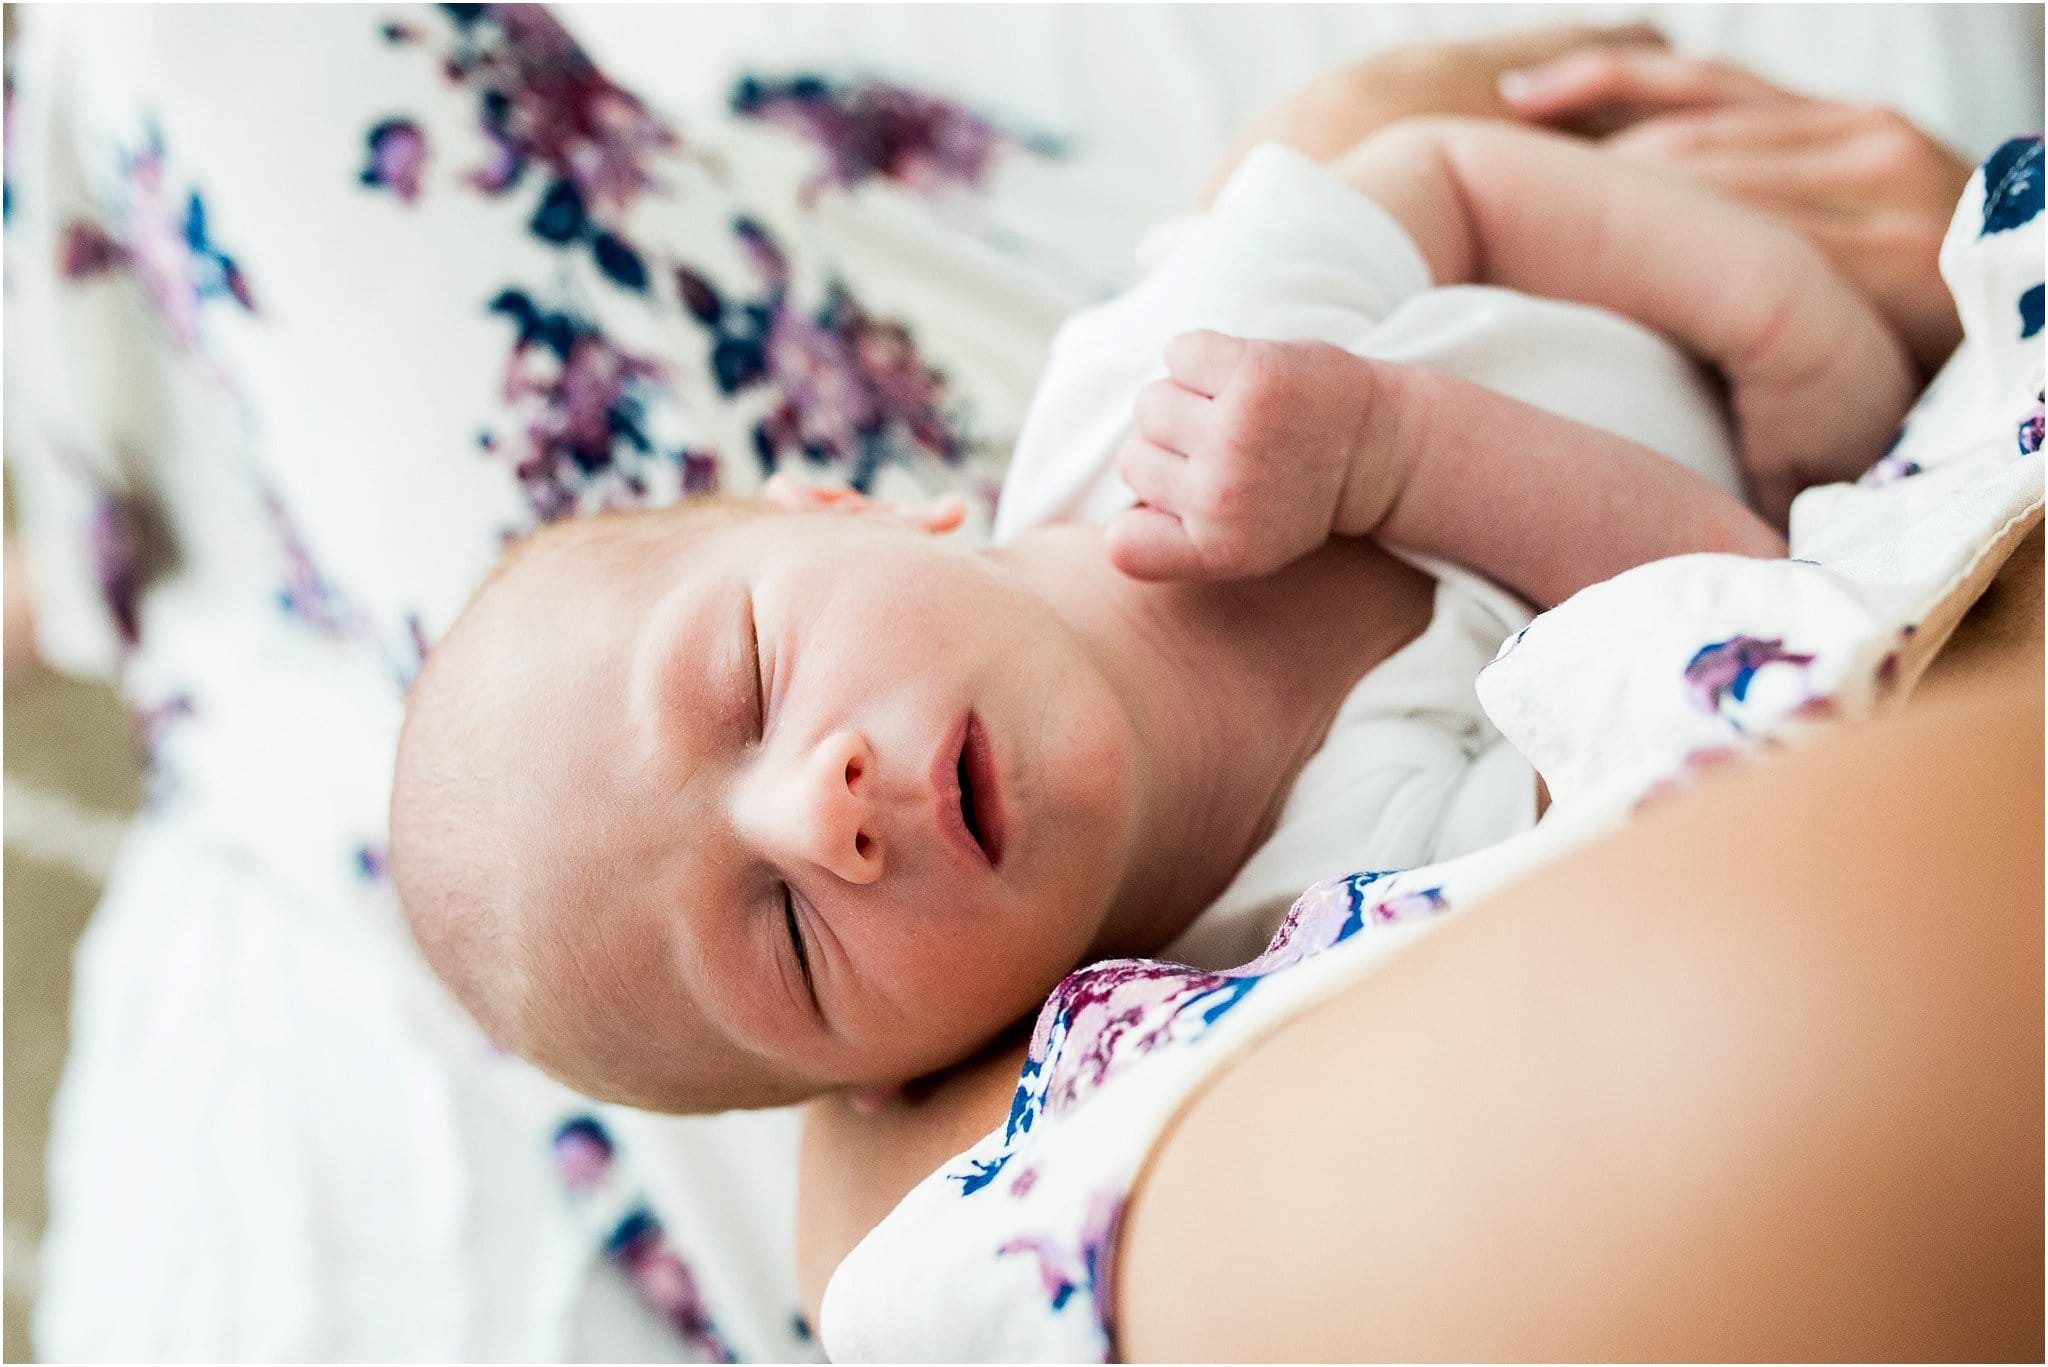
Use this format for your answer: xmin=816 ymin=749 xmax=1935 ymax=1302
xmin=391 ymin=489 xmax=1145 ymax=1119
xmin=388 ymin=501 xmax=814 ymax=1112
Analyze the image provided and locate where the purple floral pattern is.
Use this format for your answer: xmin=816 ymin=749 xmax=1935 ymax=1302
xmin=552 ymin=1114 xmax=616 ymax=1192
xmin=353 ymin=845 xmax=389 ymax=882
xmin=481 ymin=288 xmax=678 ymax=519
xmin=89 ymin=492 xmax=150 ymax=649
xmin=58 ymin=126 xmax=255 ymax=349
xmin=1858 ymin=426 xmax=1921 ymax=486
xmin=131 ymin=691 xmax=199 ymax=810
xmin=996 ymin=1191 xmax=1124 ymax=1359
xmin=2020 ymin=390 xmax=2044 ymax=456
xmin=1860 ymin=453 xmax=1923 ymax=485
xmin=367 ymin=7 xmax=975 ymax=516
xmin=263 ymin=490 xmax=356 ymax=634
xmin=1683 ymin=635 xmax=1817 ymax=727
xmin=605 ymin=1208 xmax=738 ymax=1363
xmin=681 ymin=228 xmax=963 ymax=489
xmin=360 ymin=118 xmax=429 ymax=203
xmin=952 ymin=868 xmax=1450 ymax=1201
xmin=729 ymin=72 xmax=1061 ymax=205
xmin=396 ymin=6 xmax=677 ymax=214
xmin=943 ymin=864 xmax=1455 ymax=1351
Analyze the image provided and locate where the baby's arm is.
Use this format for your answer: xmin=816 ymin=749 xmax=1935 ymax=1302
xmin=1328 ymin=118 xmax=1916 ymax=524
xmin=1112 ymin=331 xmax=1782 ymax=607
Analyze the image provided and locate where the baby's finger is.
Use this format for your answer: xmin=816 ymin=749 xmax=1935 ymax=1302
xmin=1106 ymin=505 xmax=1206 ymax=582
xmin=1116 ymin=435 xmax=1196 ymax=512
xmin=1163 ymin=329 xmax=1250 ymax=399
xmin=1131 ymin=377 xmax=1211 ymax=454
xmin=1500 ymin=48 xmax=1784 ymax=125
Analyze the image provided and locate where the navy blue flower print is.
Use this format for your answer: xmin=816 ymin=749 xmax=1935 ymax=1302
xmin=1684 ymin=635 xmax=1817 ymax=730
xmin=4 ymin=44 xmax=16 ymax=226
xmin=374 ymin=5 xmax=683 ymax=287
xmin=90 ymin=492 xmax=150 ymax=649
xmin=1859 ymin=423 xmax=1921 ymax=486
xmin=58 ymin=126 xmax=256 ymax=350
xmin=730 ymin=70 xmax=1062 ymax=205
xmin=995 ymin=1190 xmax=1123 ymax=1354
xmin=552 ymin=1114 xmax=616 ymax=1191
xmin=433 ymin=4 xmax=679 ymax=212
xmin=1979 ymin=136 xmax=2043 ymax=237
xmin=366 ymin=9 xmax=978 ymax=513
xmin=263 ymin=489 xmax=356 ymax=634
xmin=483 ymin=287 xmax=675 ymax=520
xmin=361 ymin=118 xmax=429 ymax=203
xmin=604 ymin=1208 xmax=738 ymax=1363
xmin=2020 ymin=283 xmax=2043 ymax=340
xmin=682 ymin=219 xmax=964 ymax=491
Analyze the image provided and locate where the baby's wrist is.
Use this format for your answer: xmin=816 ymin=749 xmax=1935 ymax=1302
xmin=1330 ymin=355 xmax=1420 ymax=540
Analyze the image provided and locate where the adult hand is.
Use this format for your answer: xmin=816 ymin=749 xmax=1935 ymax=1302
xmin=1500 ymin=47 xmax=1972 ymax=379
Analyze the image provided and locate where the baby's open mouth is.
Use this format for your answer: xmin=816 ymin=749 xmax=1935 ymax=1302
xmin=956 ymin=715 xmax=1006 ymax=868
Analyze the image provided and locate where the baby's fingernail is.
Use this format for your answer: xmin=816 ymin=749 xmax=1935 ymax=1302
xmin=1498 ymin=70 xmax=1533 ymax=102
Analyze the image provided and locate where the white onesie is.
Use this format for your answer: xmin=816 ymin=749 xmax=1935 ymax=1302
xmin=993 ymin=141 xmax=1743 ymax=969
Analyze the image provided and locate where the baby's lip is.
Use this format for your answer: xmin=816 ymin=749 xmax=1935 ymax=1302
xmin=961 ymin=713 xmax=1006 ymax=868
xmin=932 ymin=712 xmax=1006 ymax=871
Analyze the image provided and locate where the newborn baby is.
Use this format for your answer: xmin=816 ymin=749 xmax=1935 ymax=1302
xmin=390 ymin=119 xmax=1912 ymax=1114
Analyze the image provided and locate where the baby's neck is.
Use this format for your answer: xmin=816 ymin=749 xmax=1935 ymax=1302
xmin=993 ymin=525 xmax=1435 ymax=960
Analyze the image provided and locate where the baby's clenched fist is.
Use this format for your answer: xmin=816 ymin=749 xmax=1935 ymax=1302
xmin=1106 ymin=330 xmax=1397 ymax=582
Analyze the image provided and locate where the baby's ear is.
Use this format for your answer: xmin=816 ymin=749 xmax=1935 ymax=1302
xmin=761 ymin=474 xmax=965 ymax=535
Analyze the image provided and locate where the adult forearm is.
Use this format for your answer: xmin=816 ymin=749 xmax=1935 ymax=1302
xmin=1350 ymin=363 xmax=1784 ymax=608
xmin=1118 ymin=663 xmax=2042 ymax=1362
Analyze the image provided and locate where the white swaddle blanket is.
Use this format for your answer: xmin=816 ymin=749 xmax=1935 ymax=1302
xmin=822 ymin=139 xmax=2045 ymax=1363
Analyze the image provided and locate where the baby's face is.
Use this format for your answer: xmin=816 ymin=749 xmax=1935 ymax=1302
xmin=406 ymin=505 xmax=1142 ymax=1111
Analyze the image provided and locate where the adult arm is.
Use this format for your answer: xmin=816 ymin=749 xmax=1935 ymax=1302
xmin=1499 ymin=46 xmax=1974 ymax=380
xmin=1324 ymin=116 xmax=1916 ymax=526
xmin=1118 ymin=652 xmax=2042 ymax=1361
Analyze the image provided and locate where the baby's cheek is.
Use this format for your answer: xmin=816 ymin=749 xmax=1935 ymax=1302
xmin=887 ymin=913 xmax=1075 ymax=1069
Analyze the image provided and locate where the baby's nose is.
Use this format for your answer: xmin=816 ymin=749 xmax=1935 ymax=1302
xmin=756 ymin=729 xmax=885 ymax=886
